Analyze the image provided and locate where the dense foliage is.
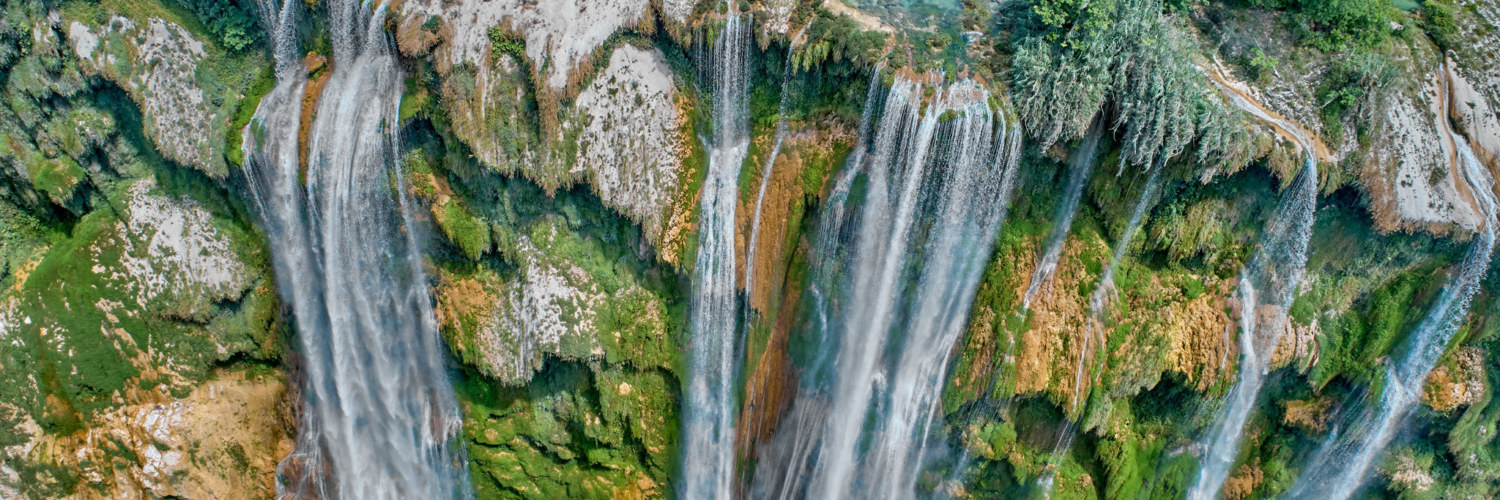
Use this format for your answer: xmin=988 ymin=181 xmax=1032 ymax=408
xmin=1238 ymin=0 xmax=1396 ymax=51
xmin=1011 ymin=0 xmax=1252 ymax=174
xmin=171 ymin=0 xmax=262 ymax=51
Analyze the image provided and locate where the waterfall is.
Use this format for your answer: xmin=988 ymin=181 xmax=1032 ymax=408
xmin=748 ymin=76 xmax=1020 ymax=500
xmin=680 ymin=7 xmax=751 ymax=499
xmin=1285 ymin=85 xmax=1497 ymax=500
xmin=749 ymin=73 xmax=883 ymax=500
xmin=1036 ymin=164 xmax=1164 ymax=496
xmin=242 ymin=1 xmax=469 ymax=498
xmin=1189 ymin=156 xmax=1318 ymax=500
xmin=1023 ymin=122 xmax=1103 ymax=309
xmin=743 ymin=24 xmax=807 ymax=303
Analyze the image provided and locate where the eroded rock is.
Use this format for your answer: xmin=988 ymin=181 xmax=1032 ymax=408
xmin=436 ymin=217 xmax=671 ymax=386
xmin=6 ymin=371 xmax=289 ymax=499
xmin=67 ymin=17 xmax=226 ymax=177
xmin=573 ymin=45 xmax=686 ymax=246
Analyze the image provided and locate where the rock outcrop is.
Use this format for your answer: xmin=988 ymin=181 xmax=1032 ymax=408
xmin=396 ymin=4 xmax=694 ymax=256
xmin=67 ymin=17 xmax=230 ymax=177
xmin=5 ymin=371 xmax=289 ymax=499
xmin=401 ymin=0 xmax=654 ymax=93
xmin=436 ymin=216 xmax=672 ymax=386
xmin=572 ymin=45 xmax=687 ymax=248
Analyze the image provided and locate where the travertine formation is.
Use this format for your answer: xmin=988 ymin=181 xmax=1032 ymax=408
xmin=1368 ymin=72 xmax=1483 ymax=233
xmin=438 ymin=218 xmax=670 ymax=386
xmin=3 ymin=372 xmax=288 ymax=499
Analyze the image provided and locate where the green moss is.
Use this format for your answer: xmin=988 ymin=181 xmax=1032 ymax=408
xmin=26 ymin=154 xmax=85 ymax=202
xmin=224 ymin=66 xmax=275 ymax=166
xmin=439 ymin=199 xmax=493 ymax=260
xmin=457 ymin=362 xmax=678 ymax=500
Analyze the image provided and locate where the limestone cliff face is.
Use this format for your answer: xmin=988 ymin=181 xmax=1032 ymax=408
xmin=1013 ymin=235 xmax=1106 ymax=415
xmin=0 ymin=178 xmax=281 ymax=497
xmin=1423 ymin=347 xmax=1486 ymax=413
xmin=1364 ymin=55 xmax=1485 ymax=235
xmin=396 ymin=3 xmax=694 ymax=257
xmin=734 ymin=126 xmax=852 ymax=313
xmin=66 ymin=16 xmax=237 ymax=178
xmin=1203 ymin=7 xmax=1494 ymax=236
xmin=1448 ymin=0 xmax=1500 ymax=170
xmin=572 ymin=45 xmax=689 ymax=254
xmin=401 ymin=0 xmax=656 ymax=94
xmin=1008 ymin=231 xmax=1232 ymax=412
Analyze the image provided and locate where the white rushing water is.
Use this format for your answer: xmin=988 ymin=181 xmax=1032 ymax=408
xmin=1285 ymin=70 xmax=1497 ymax=499
xmin=1023 ymin=122 xmax=1103 ymax=309
xmin=1189 ymin=155 xmax=1318 ymax=500
xmin=680 ymin=7 xmax=751 ymax=499
xmin=1184 ymin=68 xmax=1323 ymax=499
xmin=778 ymin=76 xmax=1021 ymax=500
xmin=748 ymin=73 xmax=884 ymax=500
xmin=242 ymin=1 xmax=469 ymax=498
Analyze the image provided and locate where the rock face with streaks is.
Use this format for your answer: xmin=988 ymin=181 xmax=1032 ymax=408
xmin=1365 ymin=61 xmax=1484 ymax=234
xmin=402 ymin=0 xmax=653 ymax=93
xmin=5 ymin=372 xmax=289 ymax=499
xmin=115 ymin=180 xmax=251 ymax=319
xmin=0 ymin=176 xmax=280 ymax=497
xmin=571 ymin=45 xmax=687 ymax=249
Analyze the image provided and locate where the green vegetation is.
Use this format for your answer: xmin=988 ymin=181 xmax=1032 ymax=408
xmin=1010 ymin=0 xmax=1252 ymax=175
xmin=791 ymin=11 xmax=888 ymax=72
xmin=169 ymin=0 xmax=261 ymax=51
xmin=225 ymin=67 xmax=276 ymax=166
xmin=488 ymin=27 xmax=526 ymax=59
xmin=438 ymin=198 xmax=493 ymax=260
xmin=1314 ymin=52 xmax=1397 ymax=147
xmin=459 ymin=362 xmax=679 ymax=499
xmin=1420 ymin=0 xmax=1459 ymax=51
xmin=1238 ymin=0 xmax=1396 ymax=51
xmin=0 ymin=4 xmax=282 ymax=494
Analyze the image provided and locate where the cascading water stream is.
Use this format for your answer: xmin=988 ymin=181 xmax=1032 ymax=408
xmin=1189 ymin=156 xmax=1317 ymax=500
xmin=743 ymin=24 xmax=808 ymax=303
xmin=1285 ymin=65 xmax=1498 ymax=500
xmin=748 ymin=76 xmax=1021 ymax=500
xmin=1035 ymin=164 xmax=1164 ymax=496
xmin=1023 ymin=122 xmax=1104 ymax=310
xmin=680 ymin=7 xmax=751 ymax=499
xmin=242 ymin=1 xmax=470 ymax=499
xmin=748 ymin=72 xmax=884 ymax=500
xmin=862 ymin=86 xmax=1020 ymax=499
xmin=1179 ymin=69 xmax=1323 ymax=499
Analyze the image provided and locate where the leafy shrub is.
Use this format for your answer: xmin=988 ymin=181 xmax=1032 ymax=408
xmin=790 ymin=13 xmax=886 ymax=72
xmin=1421 ymin=0 xmax=1459 ymax=51
xmin=1242 ymin=46 xmax=1278 ymax=85
xmin=1292 ymin=0 xmax=1395 ymax=51
xmin=1011 ymin=0 xmax=1252 ymax=174
xmin=1314 ymin=52 xmax=1397 ymax=146
xmin=1234 ymin=0 xmax=1395 ymax=51
xmin=439 ymin=200 xmax=492 ymax=260
xmin=487 ymin=27 xmax=525 ymax=58
xmin=171 ymin=0 xmax=260 ymax=52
